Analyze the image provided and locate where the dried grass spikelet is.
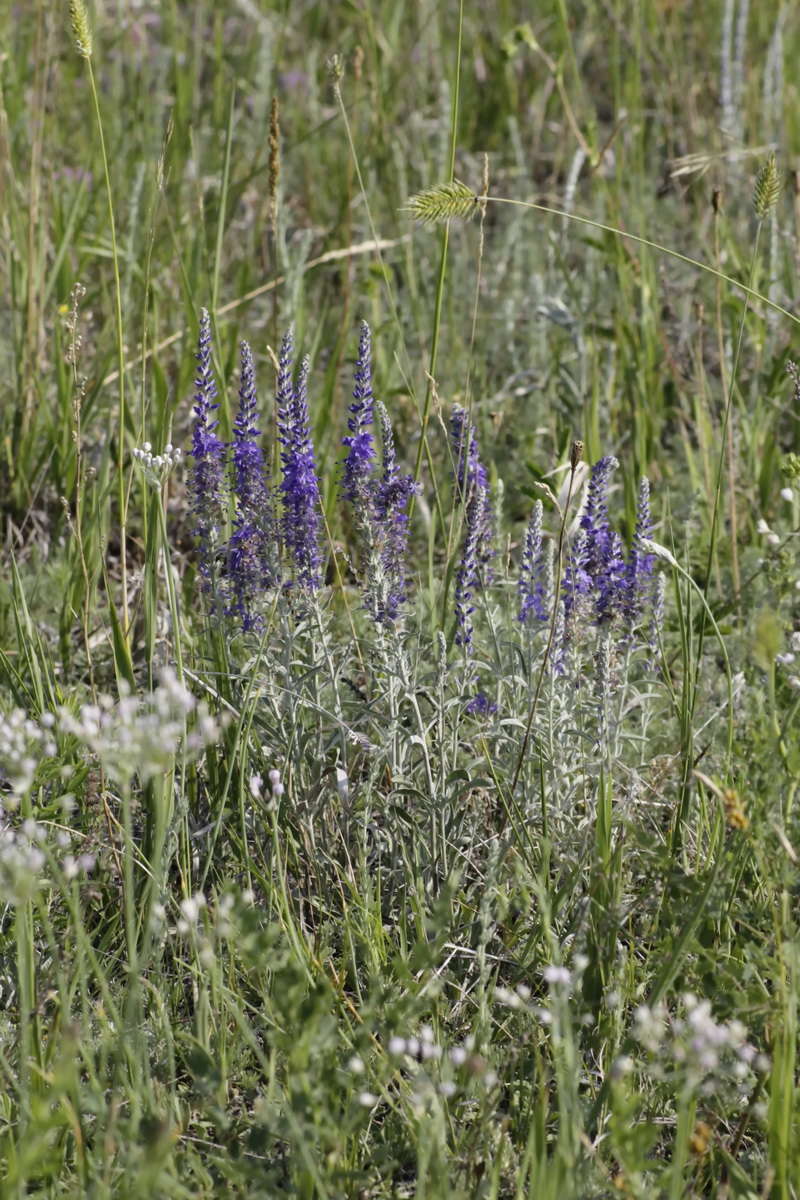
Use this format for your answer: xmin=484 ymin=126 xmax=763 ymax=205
xmin=69 ymin=0 xmax=93 ymax=58
xmin=754 ymin=151 xmax=781 ymax=218
xmin=405 ymin=180 xmax=478 ymax=225
xmin=352 ymin=45 xmax=364 ymax=81
xmin=478 ymin=154 xmax=489 ymax=219
xmin=268 ymin=97 xmax=280 ymax=236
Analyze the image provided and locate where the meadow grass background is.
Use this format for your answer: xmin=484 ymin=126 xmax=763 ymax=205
xmin=2 ymin=0 xmax=800 ymax=1196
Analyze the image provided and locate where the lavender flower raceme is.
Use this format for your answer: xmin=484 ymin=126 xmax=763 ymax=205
xmin=375 ymin=401 xmax=417 ymax=623
xmin=562 ymin=455 xmax=629 ymax=624
xmin=341 ymin=322 xmax=376 ymax=512
xmin=580 ymin=455 xmax=618 ymax=581
xmin=625 ymin=476 xmax=655 ymax=628
xmin=227 ymin=341 xmax=280 ymax=628
xmin=451 ymin=404 xmax=494 ymax=570
xmin=455 ymin=486 xmax=485 ymax=649
xmin=649 ymin=572 xmax=666 ymax=668
xmin=188 ymin=308 xmax=228 ymax=604
xmin=339 ymin=323 xmax=416 ymax=625
xmin=561 ymin=528 xmax=593 ymax=617
xmin=595 ymin=529 xmax=627 ymax=623
xmin=276 ymin=329 xmax=322 ymax=592
xmin=519 ymin=500 xmax=548 ymax=622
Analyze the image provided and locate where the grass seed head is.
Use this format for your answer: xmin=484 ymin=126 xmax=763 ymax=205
xmin=754 ymin=152 xmax=781 ymax=219
xmin=405 ymin=180 xmax=478 ymax=225
xmin=69 ymin=0 xmax=93 ymax=58
xmin=268 ymin=97 xmax=280 ymax=234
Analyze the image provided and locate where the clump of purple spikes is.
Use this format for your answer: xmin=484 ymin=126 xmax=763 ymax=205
xmin=560 ymin=455 xmax=656 ymax=635
xmin=277 ymin=328 xmax=323 ymax=592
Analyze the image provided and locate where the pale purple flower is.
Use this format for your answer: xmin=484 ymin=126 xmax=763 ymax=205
xmin=227 ymin=341 xmax=280 ymax=628
xmin=580 ymin=455 xmax=618 ymax=581
xmin=519 ymin=500 xmax=548 ymax=622
xmin=277 ymin=331 xmax=322 ymax=592
xmin=561 ymin=528 xmax=593 ymax=616
xmin=375 ymin=401 xmax=417 ymax=623
xmin=340 ymin=322 xmax=376 ymax=510
xmin=451 ymin=405 xmax=494 ymax=571
xmin=625 ymin=476 xmax=655 ymax=628
xmin=595 ymin=529 xmax=627 ymax=623
xmin=455 ymin=486 xmax=485 ymax=649
xmin=339 ymin=324 xmax=416 ymax=625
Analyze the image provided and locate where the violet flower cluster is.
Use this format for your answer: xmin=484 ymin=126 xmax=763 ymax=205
xmin=187 ymin=314 xmax=416 ymax=630
xmin=518 ymin=455 xmax=660 ymax=645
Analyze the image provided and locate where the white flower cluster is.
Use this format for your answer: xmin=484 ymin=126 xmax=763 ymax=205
xmin=633 ymin=995 xmax=769 ymax=1095
xmin=776 ymin=631 xmax=800 ymax=688
xmin=178 ymin=891 xmax=207 ymax=933
xmin=0 ymin=813 xmax=95 ymax=906
xmin=0 ymin=815 xmax=46 ymax=904
xmin=387 ymin=1026 xmax=443 ymax=1061
xmin=381 ymin=1027 xmax=498 ymax=1100
xmin=756 ymin=517 xmax=781 ymax=548
xmin=0 ymin=710 xmax=56 ymax=800
xmin=132 ymin=441 xmax=181 ymax=491
xmin=57 ymin=669 xmax=220 ymax=786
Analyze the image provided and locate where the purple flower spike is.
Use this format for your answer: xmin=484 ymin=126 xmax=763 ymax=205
xmin=595 ymin=529 xmax=627 ymax=623
xmin=376 ymin=401 xmax=417 ymax=623
xmin=338 ymin=323 xmax=416 ymax=626
xmin=188 ymin=308 xmax=228 ymax=602
xmin=277 ymin=334 xmax=323 ymax=592
xmin=455 ymin=486 xmax=485 ymax=649
xmin=519 ymin=500 xmax=548 ymax=622
xmin=451 ymin=404 xmax=494 ymax=571
xmin=561 ymin=528 xmax=593 ymax=616
xmin=228 ymin=341 xmax=280 ymax=628
xmin=465 ymin=692 xmax=497 ymax=716
xmin=580 ymin=456 xmax=618 ymax=581
xmin=649 ymin=572 xmax=666 ymax=669
xmin=341 ymin=322 xmax=376 ymax=510
xmin=625 ymin=476 xmax=655 ymax=628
